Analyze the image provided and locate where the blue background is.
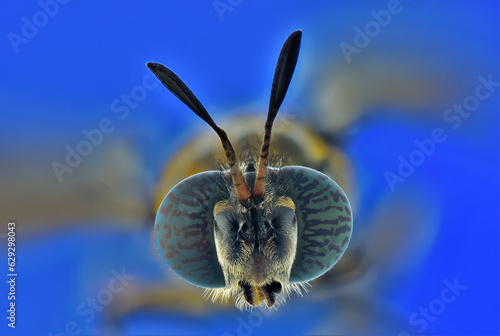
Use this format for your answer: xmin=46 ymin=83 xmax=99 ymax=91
xmin=0 ymin=1 xmax=499 ymax=335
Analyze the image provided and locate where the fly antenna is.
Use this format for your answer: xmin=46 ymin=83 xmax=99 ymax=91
xmin=253 ymin=30 xmax=302 ymax=201
xmin=147 ymin=62 xmax=252 ymax=207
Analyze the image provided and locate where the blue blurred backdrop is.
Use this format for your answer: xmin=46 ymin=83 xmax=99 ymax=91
xmin=1 ymin=1 xmax=499 ymax=335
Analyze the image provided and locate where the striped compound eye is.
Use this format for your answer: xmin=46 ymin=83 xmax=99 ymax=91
xmin=154 ymin=167 xmax=352 ymax=286
xmin=149 ymin=30 xmax=353 ymax=309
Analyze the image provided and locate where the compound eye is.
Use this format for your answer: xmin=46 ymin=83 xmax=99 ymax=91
xmin=154 ymin=171 xmax=225 ymax=288
xmin=282 ymin=166 xmax=353 ymax=283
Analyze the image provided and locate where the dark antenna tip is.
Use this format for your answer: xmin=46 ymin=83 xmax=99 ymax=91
xmin=146 ymin=61 xmax=158 ymax=70
xmin=253 ymin=30 xmax=302 ymax=200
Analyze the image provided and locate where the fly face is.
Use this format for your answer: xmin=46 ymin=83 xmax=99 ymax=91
xmin=212 ymin=165 xmax=299 ymax=308
xmin=149 ymin=30 xmax=353 ymax=310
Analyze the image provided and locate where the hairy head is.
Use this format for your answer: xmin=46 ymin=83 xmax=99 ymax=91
xmin=208 ymin=164 xmax=303 ymax=309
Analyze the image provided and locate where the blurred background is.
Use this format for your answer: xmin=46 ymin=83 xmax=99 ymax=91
xmin=1 ymin=1 xmax=499 ymax=335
